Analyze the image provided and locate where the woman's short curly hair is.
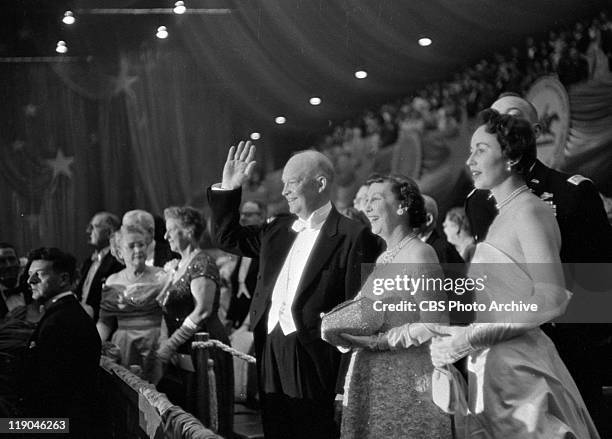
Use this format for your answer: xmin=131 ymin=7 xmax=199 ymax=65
xmin=110 ymin=224 xmax=149 ymax=265
xmin=163 ymin=206 xmax=205 ymax=241
xmin=365 ymin=173 xmax=426 ymax=228
xmin=478 ymin=108 xmax=536 ymax=176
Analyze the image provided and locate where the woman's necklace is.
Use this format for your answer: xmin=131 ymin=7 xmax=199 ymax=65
xmin=380 ymin=232 xmax=417 ymax=264
xmin=126 ymin=267 xmax=147 ymax=283
xmin=174 ymin=248 xmax=201 ymax=281
xmin=495 ymin=185 xmax=530 ymax=211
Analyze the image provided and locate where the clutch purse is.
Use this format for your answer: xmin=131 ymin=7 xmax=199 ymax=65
xmin=320 ymin=296 xmax=381 ymax=347
xmin=431 ymin=364 xmax=468 ymax=415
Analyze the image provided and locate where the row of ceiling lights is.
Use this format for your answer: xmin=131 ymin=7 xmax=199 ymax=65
xmin=57 ymin=3 xmax=432 ymax=141
xmin=58 ymin=2 xmax=186 ymax=50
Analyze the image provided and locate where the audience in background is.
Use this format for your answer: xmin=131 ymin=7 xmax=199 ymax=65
xmin=419 ymin=195 xmax=464 ymax=265
xmin=0 ymin=243 xmax=25 ymax=321
xmin=443 ymin=206 xmax=477 ymax=263
xmin=75 ymin=212 xmax=123 ymax=322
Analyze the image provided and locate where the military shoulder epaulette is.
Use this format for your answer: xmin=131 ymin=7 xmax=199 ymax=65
xmin=567 ymin=175 xmax=592 ymax=186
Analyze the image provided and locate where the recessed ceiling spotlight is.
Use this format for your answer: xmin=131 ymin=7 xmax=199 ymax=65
xmin=173 ymin=1 xmax=186 ymax=14
xmin=354 ymin=70 xmax=368 ymax=79
xmin=309 ymin=97 xmax=322 ymax=106
xmin=275 ymin=116 xmax=286 ymax=124
xmin=418 ymin=37 xmax=432 ymax=47
xmin=250 ymin=132 xmax=261 ymax=140
xmin=156 ymin=26 xmax=169 ymax=39
xmin=56 ymin=41 xmax=68 ymax=54
xmin=62 ymin=11 xmax=75 ymax=25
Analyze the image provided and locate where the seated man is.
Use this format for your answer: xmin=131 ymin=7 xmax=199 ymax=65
xmin=23 ymin=247 xmax=101 ymax=438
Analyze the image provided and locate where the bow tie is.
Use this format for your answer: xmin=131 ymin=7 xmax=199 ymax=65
xmin=291 ymin=218 xmax=322 ymax=233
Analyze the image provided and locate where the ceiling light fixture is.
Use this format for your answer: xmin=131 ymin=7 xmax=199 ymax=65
xmin=309 ymin=97 xmax=322 ymax=106
xmin=418 ymin=37 xmax=432 ymax=47
xmin=173 ymin=1 xmax=186 ymax=14
xmin=275 ymin=116 xmax=286 ymax=125
xmin=156 ymin=26 xmax=169 ymax=39
xmin=250 ymin=132 xmax=261 ymax=140
xmin=56 ymin=41 xmax=68 ymax=53
xmin=354 ymin=70 xmax=367 ymax=79
xmin=62 ymin=11 xmax=75 ymax=25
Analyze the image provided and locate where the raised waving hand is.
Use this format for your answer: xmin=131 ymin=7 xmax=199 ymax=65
xmin=221 ymin=140 xmax=257 ymax=190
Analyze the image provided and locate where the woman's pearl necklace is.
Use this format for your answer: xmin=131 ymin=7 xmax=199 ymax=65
xmin=495 ymin=185 xmax=530 ymax=210
xmin=380 ymin=233 xmax=417 ymax=264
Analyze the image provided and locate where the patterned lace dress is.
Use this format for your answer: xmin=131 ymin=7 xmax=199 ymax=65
xmin=340 ymin=238 xmax=452 ymax=439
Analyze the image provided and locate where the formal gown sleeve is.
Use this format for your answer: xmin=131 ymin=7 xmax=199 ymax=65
xmin=189 ymin=254 xmax=220 ymax=286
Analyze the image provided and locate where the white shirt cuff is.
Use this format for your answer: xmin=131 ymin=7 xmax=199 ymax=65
xmin=211 ymin=183 xmax=230 ymax=191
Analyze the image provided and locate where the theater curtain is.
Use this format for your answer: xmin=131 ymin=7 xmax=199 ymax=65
xmin=0 ymin=47 xmax=237 ymax=259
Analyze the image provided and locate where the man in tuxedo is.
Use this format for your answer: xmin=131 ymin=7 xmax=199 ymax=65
xmin=465 ymin=93 xmax=612 ymax=435
xmin=75 ymin=212 xmax=122 ymax=322
xmin=23 ymin=247 xmax=101 ymax=438
xmin=208 ymin=141 xmax=382 ymax=439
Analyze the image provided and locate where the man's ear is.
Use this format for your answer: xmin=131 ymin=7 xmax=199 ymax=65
xmin=59 ymin=272 xmax=72 ymax=289
xmin=425 ymin=213 xmax=434 ymax=227
xmin=317 ymin=176 xmax=328 ymax=193
xmin=532 ymin=123 xmax=542 ymax=139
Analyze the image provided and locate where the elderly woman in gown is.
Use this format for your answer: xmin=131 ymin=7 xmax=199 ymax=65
xmin=153 ymin=206 xmax=233 ymax=437
xmin=97 ymin=224 xmax=167 ymax=376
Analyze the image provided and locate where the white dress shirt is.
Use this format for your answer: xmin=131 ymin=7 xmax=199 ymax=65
xmin=267 ymin=202 xmax=332 ymax=335
xmin=81 ymin=246 xmax=110 ymax=305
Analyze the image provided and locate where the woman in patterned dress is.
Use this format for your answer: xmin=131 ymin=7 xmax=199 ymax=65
xmin=324 ymin=175 xmax=452 ymax=439
xmin=153 ymin=206 xmax=233 ymax=437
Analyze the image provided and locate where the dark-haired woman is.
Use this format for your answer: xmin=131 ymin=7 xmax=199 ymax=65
xmin=154 ymin=206 xmax=233 ymax=437
xmin=323 ymin=175 xmax=452 ymax=438
xmin=429 ymin=109 xmax=598 ymax=438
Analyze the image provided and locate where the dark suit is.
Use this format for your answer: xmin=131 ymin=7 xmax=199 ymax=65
xmin=426 ymin=229 xmax=465 ymax=265
xmin=208 ymin=187 xmax=381 ymax=439
xmin=227 ymin=256 xmax=259 ymax=328
xmin=75 ymin=251 xmax=122 ymax=322
xmin=464 ymin=159 xmax=612 ymax=435
xmin=23 ymin=294 xmax=102 ymax=438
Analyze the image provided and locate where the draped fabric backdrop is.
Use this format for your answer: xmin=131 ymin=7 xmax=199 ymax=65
xmin=0 ymin=47 xmax=238 ymax=260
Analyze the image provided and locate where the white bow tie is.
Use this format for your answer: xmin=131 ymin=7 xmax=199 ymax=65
xmin=292 ymin=218 xmax=324 ymax=233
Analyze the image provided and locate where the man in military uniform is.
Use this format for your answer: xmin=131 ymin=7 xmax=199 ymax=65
xmin=465 ymin=93 xmax=612 ymax=435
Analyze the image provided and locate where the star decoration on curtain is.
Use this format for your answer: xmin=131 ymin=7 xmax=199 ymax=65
xmin=45 ymin=149 xmax=74 ymax=180
xmin=112 ymin=58 xmax=138 ymax=96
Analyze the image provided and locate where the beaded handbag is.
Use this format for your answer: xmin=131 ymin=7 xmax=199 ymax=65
xmin=320 ymin=296 xmax=380 ymax=347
